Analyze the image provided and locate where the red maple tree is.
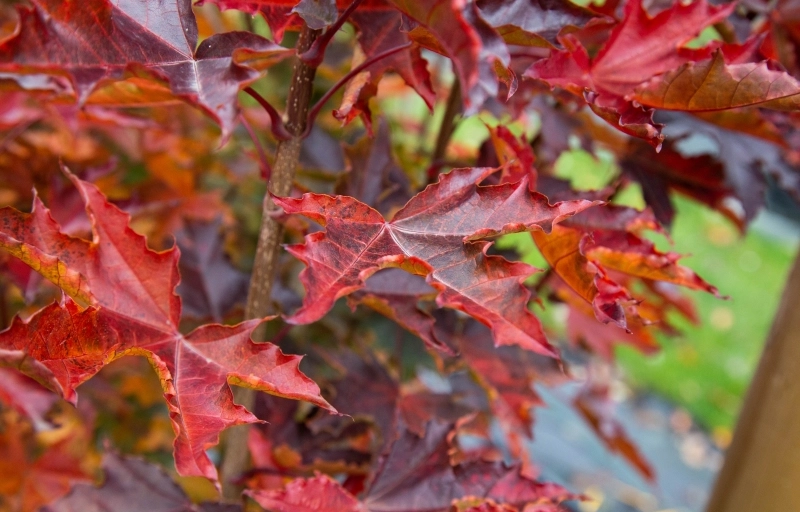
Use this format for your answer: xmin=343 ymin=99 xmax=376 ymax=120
xmin=0 ymin=0 xmax=797 ymax=510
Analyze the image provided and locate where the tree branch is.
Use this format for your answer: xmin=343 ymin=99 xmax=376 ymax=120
xmin=429 ymin=80 xmax=462 ymax=182
xmin=220 ymin=24 xmax=321 ymax=501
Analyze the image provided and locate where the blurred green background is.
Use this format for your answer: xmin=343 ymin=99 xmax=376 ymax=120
xmin=503 ymin=148 xmax=800 ymax=441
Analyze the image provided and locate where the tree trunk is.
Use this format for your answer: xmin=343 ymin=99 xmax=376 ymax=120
xmin=706 ymin=250 xmax=800 ymax=511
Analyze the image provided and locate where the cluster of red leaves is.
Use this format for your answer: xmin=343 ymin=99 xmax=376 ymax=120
xmin=0 ymin=0 xmax=799 ymax=510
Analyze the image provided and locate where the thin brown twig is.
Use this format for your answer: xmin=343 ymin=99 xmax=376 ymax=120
xmin=428 ymin=80 xmax=462 ymax=182
xmin=219 ymin=24 xmax=322 ymax=501
xmin=239 ymin=114 xmax=272 ymax=180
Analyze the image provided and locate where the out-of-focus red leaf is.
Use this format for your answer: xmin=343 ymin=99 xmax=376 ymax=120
xmin=338 ymin=119 xmax=413 ymax=216
xmin=476 ymin=0 xmax=600 ymax=48
xmin=0 ymin=368 xmax=59 ymax=431
xmin=176 ymin=218 xmax=249 ymax=322
xmin=389 ymin=0 xmax=510 ymax=113
xmin=573 ymin=384 xmax=654 ymax=481
xmin=308 ymin=350 xmax=399 ymax=447
xmin=0 ymin=408 xmax=97 ymax=512
xmin=0 ymin=0 xmax=291 ymax=140
xmin=248 ymin=472 xmax=363 ymax=512
xmin=42 ymin=453 xmax=240 ymax=512
xmin=277 ymin=166 xmax=597 ymax=356
xmin=249 ymin=420 xmax=576 ymax=511
xmin=0 ymin=172 xmax=333 ymax=483
xmin=459 ymin=321 xmax=563 ymax=434
xmin=348 ymin=8 xmax=436 ymax=117
xmin=487 ymin=125 xmax=537 ymax=187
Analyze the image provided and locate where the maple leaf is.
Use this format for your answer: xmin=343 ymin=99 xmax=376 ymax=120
xmin=487 ymin=125 xmax=537 ymax=187
xmin=0 ymin=0 xmax=291 ymax=140
xmin=533 ymin=205 xmax=718 ymax=330
xmin=0 ymin=407 xmax=97 ymax=512
xmin=573 ymin=384 xmax=654 ymax=481
xmin=348 ymin=269 xmax=453 ymax=354
xmin=248 ymin=420 xmax=576 ymax=511
xmin=277 ymin=166 xmax=597 ymax=356
xmin=657 ymin=111 xmax=800 ymax=222
xmin=339 ymin=7 xmax=436 ymax=126
xmin=459 ymin=321 xmax=564 ymax=434
xmin=0 ymin=171 xmax=334 ymax=482
xmin=635 ymin=50 xmax=800 ymax=111
xmin=389 ymin=0 xmax=510 ymax=114
xmin=337 ymin=119 xmax=414 ymax=216
xmin=525 ymin=0 xmax=734 ymax=143
xmin=42 ymin=453 xmax=241 ymax=512
xmin=0 ymin=368 xmax=60 ymax=431
xmin=477 ymin=0 xmax=599 ymax=48
xmin=176 ymin=218 xmax=250 ymax=322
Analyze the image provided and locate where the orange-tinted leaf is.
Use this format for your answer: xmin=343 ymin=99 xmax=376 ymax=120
xmin=635 ymin=50 xmax=800 ymax=111
xmin=582 ymin=231 xmax=719 ymax=294
xmin=526 ymin=0 xmax=733 ymax=142
xmin=532 ymin=225 xmax=630 ymax=327
xmin=451 ymin=497 xmax=517 ymax=512
xmin=0 ymin=408 xmax=96 ymax=512
xmin=488 ymin=125 xmax=537 ymax=187
xmin=277 ymin=166 xmax=597 ymax=355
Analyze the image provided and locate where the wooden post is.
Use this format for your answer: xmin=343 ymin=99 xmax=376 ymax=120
xmin=706 ymin=250 xmax=800 ymax=511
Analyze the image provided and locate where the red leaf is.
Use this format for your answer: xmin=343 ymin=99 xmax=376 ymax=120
xmin=277 ymin=167 xmax=597 ymax=355
xmin=42 ymin=453 xmax=240 ymax=512
xmin=348 ymin=269 xmax=453 ymax=354
xmin=247 ymin=472 xmax=363 ymax=512
xmin=0 ymin=172 xmax=333 ymax=483
xmin=477 ymin=0 xmax=600 ymax=48
xmin=0 ymin=0 xmax=291 ymax=140
xmin=573 ymin=384 xmax=655 ymax=481
xmin=526 ymin=0 xmax=733 ymax=142
xmin=389 ymin=0 xmax=509 ymax=113
xmin=635 ymin=50 xmax=800 ymax=111
xmin=249 ymin=421 xmax=576 ymax=511
xmin=176 ymin=218 xmax=250 ymax=322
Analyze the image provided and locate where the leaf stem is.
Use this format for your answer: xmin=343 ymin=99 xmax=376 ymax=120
xmin=243 ymin=87 xmax=292 ymax=141
xmin=239 ymin=114 xmax=272 ymax=180
xmin=428 ymin=80 xmax=462 ymax=182
xmin=303 ymin=42 xmax=412 ymax=137
xmin=220 ymin=24 xmax=322 ymax=501
xmin=299 ymin=0 xmax=365 ymax=68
